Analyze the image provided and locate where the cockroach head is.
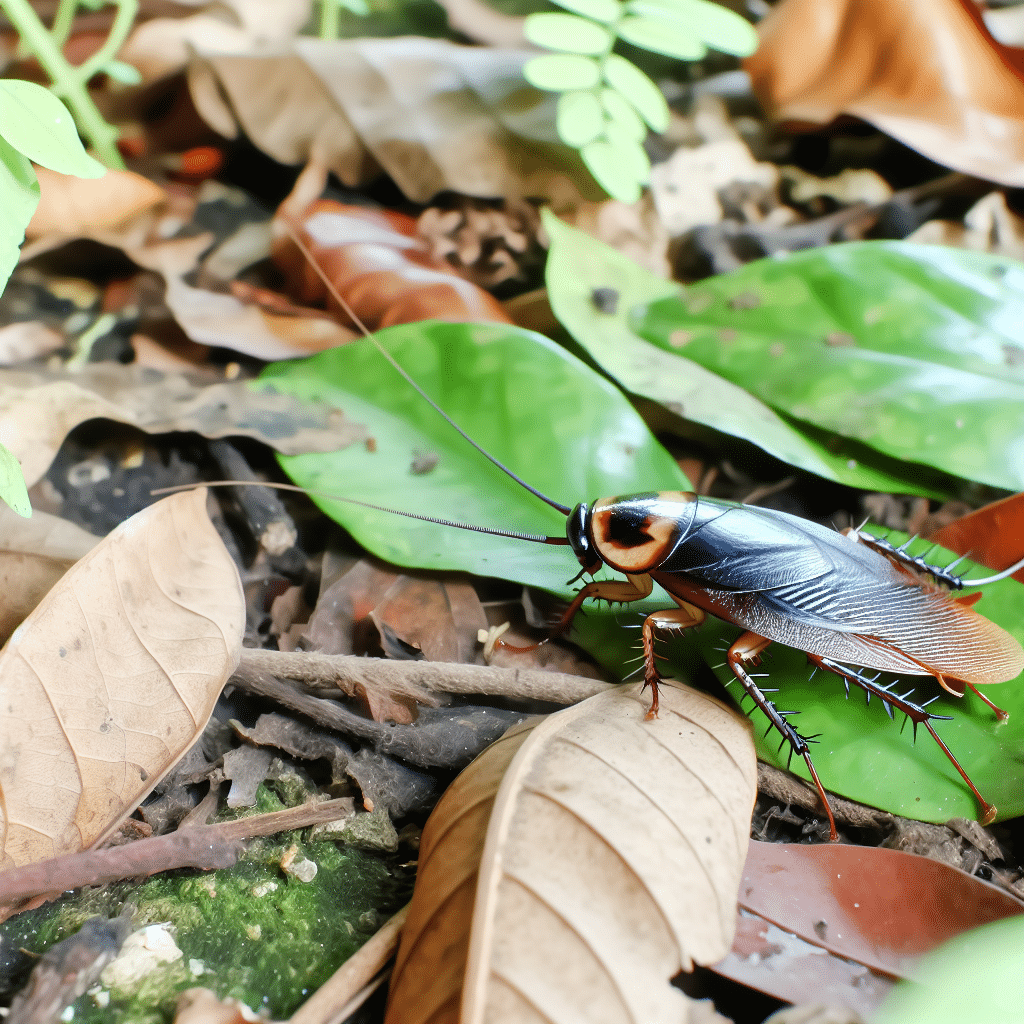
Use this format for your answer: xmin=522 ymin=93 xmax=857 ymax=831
xmin=567 ymin=502 xmax=603 ymax=575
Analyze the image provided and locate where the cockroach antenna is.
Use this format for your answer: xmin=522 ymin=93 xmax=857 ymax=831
xmin=277 ymin=215 xmax=573 ymax=518
xmin=957 ymin=552 xmax=1024 ymax=587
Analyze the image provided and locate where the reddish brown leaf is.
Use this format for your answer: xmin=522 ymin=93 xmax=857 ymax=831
xmin=929 ymin=493 xmax=1024 ymax=583
xmin=745 ymin=0 xmax=1024 ymax=186
xmin=737 ymin=840 xmax=1024 ymax=978
xmin=272 ymin=201 xmax=515 ymax=330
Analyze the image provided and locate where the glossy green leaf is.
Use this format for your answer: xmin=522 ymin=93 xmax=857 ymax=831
xmin=694 ymin=530 xmax=1024 ymax=824
xmin=543 ymin=212 xmax=951 ymax=497
xmin=524 ymin=53 xmax=602 ymax=91
xmin=551 ymin=0 xmax=622 ymax=25
xmin=602 ymin=54 xmax=669 ymax=132
xmin=525 ymin=12 xmax=613 ymax=55
xmin=259 ymin=320 xmax=689 ymax=596
xmin=0 ymin=136 xmax=40 ymax=297
xmin=876 ymin=917 xmax=1024 ymax=1024
xmin=617 ymin=15 xmax=705 ymax=60
xmin=0 ymin=80 xmax=105 ymax=178
xmin=626 ymin=0 xmax=758 ymax=55
xmin=557 ymin=90 xmax=604 ymax=147
xmin=600 ymin=87 xmax=647 ymax=141
xmin=633 ymin=242 xmax=1024 ymax=493
xmin=581 ymin=139 xmax=643 ymax=203
xmin=0 ymin=441 xmax=30 ymax=517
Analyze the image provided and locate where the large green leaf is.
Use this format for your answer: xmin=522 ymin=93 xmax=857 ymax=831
xmin=632 ymin=241 xmax=1024 ymax=493
xmin=0 ymin=136 xmax=39 ymax=296
xmin=543 ymin=212 xmax=951 ymax=496
xmin=259 ymin=320 xmax=689 ymax=596
xmin=876 ymin=916 xmax=1024 ymax=1023
xmin=693 ymin=531 xmax=1024 ymax=824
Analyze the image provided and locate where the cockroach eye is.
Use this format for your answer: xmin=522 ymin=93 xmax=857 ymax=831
xmin=567 ymin=502 xmax=601 ymax=574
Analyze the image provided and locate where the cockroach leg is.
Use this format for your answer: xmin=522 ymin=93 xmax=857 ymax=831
xmin=964 ymin=681 xmax=1009 ymax=721
xmin=809 ymin=654 xmax=998 ymax=826
xmin=639 ymin=602 xmax=706 ymax=720
xmin=727 ymin=632 xmax=838 ymax=841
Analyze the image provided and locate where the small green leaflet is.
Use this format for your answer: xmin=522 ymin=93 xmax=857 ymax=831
xmin=0 ymin=137 xmax=41 ymax=295
xmin=550 ymin=0 xmax=621 ymax=24
xmin=524 ymin=53 xmax=602 ymax=91
xmin=525 ymin=12 xmax=613 ymax=55
xmin=557 ymin=91 xmax=604 ymax=147
xmin=0 ymin=442 xmax=30 ymax=517
xmin=602 ymin=54 xmax=669 ymax=132
xmin=0 ymin=80 xmax=105 ymax=178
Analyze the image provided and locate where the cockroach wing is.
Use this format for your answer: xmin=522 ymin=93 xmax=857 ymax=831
xmin=659 ymin=500 xmax=882 ymax=593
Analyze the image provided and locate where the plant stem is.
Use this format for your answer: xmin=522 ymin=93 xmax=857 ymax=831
xmin=0 ymin=0 xmax=137 ymax=169
xmin=318 ymin=0 xmax=340 ymax=39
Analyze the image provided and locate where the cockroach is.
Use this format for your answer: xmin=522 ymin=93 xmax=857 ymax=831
xmin=170 ymin=218 xmax=1024 ymax=842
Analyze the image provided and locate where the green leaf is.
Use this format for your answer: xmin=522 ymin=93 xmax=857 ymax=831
xmin=0 ymin=441 xmax=30 ymax=517
xmin=101 ymin=60 xmax=143 ymax=85
xmin=600 ymin=87 xmax=647 ymax=141
xmin=542 ymin=211 xmax=949 ymax=496
xmin=604 ymin=122 xmax=650 ymax=178
xmin=876 ymin=916 xmax=1024 ymax=1023
xmin=259 ymin=320 xmax=689 ymax=596
xmin=625 ymin=0 xmax=758 ymax=55
xmin=524 ymin=53 xmax=602 ymax=91
xmin=632 ymin=242 xmax=1024 ymax=493
xmin=696 ymin=529 xmax=1024 ymax=824
xmin=0 ymin=136 xmax=40 ymax=296
xmin=581 ymin=140 xmax=643 ymax=203
xmin=525 ymin=12 xmax=613 ymax=55
xmin=550 ymin=0 xmax=622 ymax=23
xmin=557 ymin=90 xmax=604 ymax=147
xmin=0 ymin=80 xmax=105 ymax=178
xmin=617 ymin=15 xmax=706 ymax=60
xmin=602 ymin=54 xmax=669 ymax=132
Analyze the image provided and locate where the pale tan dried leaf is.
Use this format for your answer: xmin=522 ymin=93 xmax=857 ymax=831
xmin=175 ymin=987 xmax=272 ymax=1024
xmin=0 ymin=505 xmax=99 ymax=645
xmin=385 ymin=680 xmax=756 ymax=1024
xmin=0 ymin=490 xmax=244 ymax=867
xmin=187 ymin=39 xmax=591 ymax=205
xmin=27 ymin=168 xmax=167 ymax=240
xmin=908 ymin=191 xmax=1024 ymax=261
xmin=0 ymin=322 xmax=64 ymax=366
xmin=120 ymin=0 xmax=311 ymax=82
xmin=0 ymin=363 xmax=363 ymax=487
xmin=746 ymin=0 xmax=1024 ymax=187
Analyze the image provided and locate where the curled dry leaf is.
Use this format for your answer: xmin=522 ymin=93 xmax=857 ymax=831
xmin=0 ymin=363 xmax=363 ymax=488
xmin=385 ymin=680 xmax=756 ymax=1024
xmin=0 ymin=504 xmax=99 ymax=645
xmin=188 ymin=39 xmax=586 ymax=205
xmin=746 ymin=0 xmax=1024 ymax=186
xmin=0 ymin=489 xmax=244 ymax=867
xmin=928 ymin=492 xmax=1024 ymax=585
xmin=273 ymin=201 xmax=514 ymax=330
xmin=26 ymin=167 xmax=167 ymax=240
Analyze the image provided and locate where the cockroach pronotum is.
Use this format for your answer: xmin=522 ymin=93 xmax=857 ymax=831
xmin=169 ymin=217 xmax=1024 ymax=842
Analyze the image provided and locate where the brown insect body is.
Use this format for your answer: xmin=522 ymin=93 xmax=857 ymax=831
xmin=563 ymin=490 xmax=1024 ymax=838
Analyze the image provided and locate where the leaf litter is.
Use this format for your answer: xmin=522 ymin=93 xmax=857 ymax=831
xmin=6 ymin=4 xmax=1024 ymax=1022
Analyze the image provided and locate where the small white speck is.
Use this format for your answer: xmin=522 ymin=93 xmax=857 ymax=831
xmin=847 ymin=459 xmax=857 ymax=469
xmin=854 ymin=903 xmax=859 ymax=908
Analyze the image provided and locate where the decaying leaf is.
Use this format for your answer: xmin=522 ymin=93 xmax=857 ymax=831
xmin=928 ymin=492 xmax=1024 ymax=584
xmin=737 ymin=841 xmax=1024 ymax=979
xmin=0 ymin=504 xmax=99 ymax=644
xmin=26 ymin=167 xmax=167 ymax=240
xmin=385 ymin=680 xmax=756 ymax=1024
xmin=187 ymin=39 xmax=588 ymax=205
xmin=0 ymin=489 xmax=245 ymax=867
xmin=746 ymin=0 xmax=1024 ymax=186
xmin=0 ymin=363 xmax=364 ymax=488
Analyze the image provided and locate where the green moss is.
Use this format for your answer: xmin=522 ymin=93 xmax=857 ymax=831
xmin=1 ymin=833 xmax=411 ymax=1022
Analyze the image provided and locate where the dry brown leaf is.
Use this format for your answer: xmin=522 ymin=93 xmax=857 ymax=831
xmin=120 ymin=0 xmax=311 ymax=82
xmin=187 ymin=39 xmax=590 ymax=205
xmin=746 ymin=0 xmax=1024 ymax=186
xmin=0 ymin=489 xmax=244 ymax=867
xmin=385 ymin=680 xmax=756 ymax=1024
xmin=0 ymin=505 xmax=99 ymax=645
xmin=26 ymin=167 xmax=167 ymax=240
xmin=0 ymin=363 xmax=363 ymax=488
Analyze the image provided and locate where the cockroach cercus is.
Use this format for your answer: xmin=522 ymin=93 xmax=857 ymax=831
xmin=164 ymin=217 xmax=1024 ymax=842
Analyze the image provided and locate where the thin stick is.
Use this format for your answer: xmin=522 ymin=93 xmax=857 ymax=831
xmin=237 ymin=648 xmax=612 ymax=705
xmin=290 ymin=905 xmax=409 ymax=1024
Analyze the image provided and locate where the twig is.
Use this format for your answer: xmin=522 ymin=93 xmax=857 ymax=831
xmin=237 ymin=648 xmax=612 ymax=706
xmin=289 ymin=905 xmax=408 ymax=1024
xmin=0 ymin=798 xmax=355 ymax=910
xmin=757 ymin=762 xmax=894 ymax=831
